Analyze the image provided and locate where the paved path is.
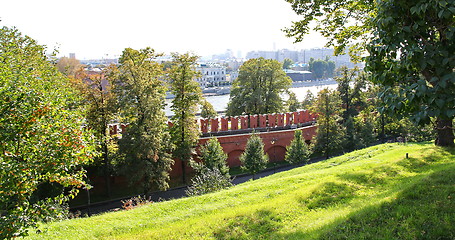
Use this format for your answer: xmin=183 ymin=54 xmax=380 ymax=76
xmin=71 ymin=157 xmax=325 ymax=216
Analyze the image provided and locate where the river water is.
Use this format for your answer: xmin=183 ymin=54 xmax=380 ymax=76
xmin=165 ymin=80 xmax=338 ymax=116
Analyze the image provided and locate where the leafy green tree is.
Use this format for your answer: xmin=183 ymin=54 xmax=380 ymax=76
xmin=283 ymin=58 xmax=294 ymax=69
xmin=367 ymin=0 xmax=454 ymax=146
xmin=326 ymin=58 xmax=336 ymax=78
xmin=311 ymin=89 xmax=345 ymax=159
xmin=301 ymin=90 xmax=315 ymax=110
xmin=200 ymin=99 xmax=217 ymax=119
xmin=0 ymin=27 xmax=96 ymax=239
xmin=354 ymin=108 xmax=377 ymax=148
xmin=56 ymin=56 xmax=81 ymax=77
xmin=309 ymin=58 xmax=327 ymax=79
xmin=111 ymin=47 xmax=173 ymax=196
xmin=168 ymin=53 xmax=202 ymax=184
xmin=227 ymin=58 xmax=292 ymax=116
xmin=192 ymin=137 xmax=230 ymax=178
xmin=71 ymin=69 xmax=117 ymax=197
xmin=287 ymin=91 xmax=301 ymax=112
xmin=284 ymin=0 xmax=375 ymax=60
xmin=240 ymin=133 xmax=269 ymax=179
xmin=336 ymin=67 xmax=368 ymax=122
xmin=309 ymin=58 xmax=336 ymax=79
xmin=285 ymin=0 xmax=454 ymax=146
xmin=343 ymin=116 xmax=357 ymax=152
xmin=285 ymin=129 xmax=311 ymax=165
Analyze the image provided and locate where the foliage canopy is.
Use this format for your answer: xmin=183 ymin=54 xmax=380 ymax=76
xmin=0 ymin=27 xmax=96 ymax=238
xmin=168 ymin=53 xmax=202 ymax=183
xmin=111 ymin=47 xmax=173 ymax=194
xmin=227 ymin=58 xmax=292 ymax=116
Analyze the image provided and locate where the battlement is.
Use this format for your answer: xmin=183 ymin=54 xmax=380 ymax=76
xmin=199 ymin=110 xmax=317 ymax=136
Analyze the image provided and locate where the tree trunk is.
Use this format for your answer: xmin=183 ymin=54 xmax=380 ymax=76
xmin=435 ymin=118 xmax=454 ymax=147
xmin=181 ymin=159 xmax=186 ymax=184
xmin=103 ymin=141 xmax=111 ymax=197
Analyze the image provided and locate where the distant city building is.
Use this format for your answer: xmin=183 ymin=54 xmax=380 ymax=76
xmin=246 ymin=48 xmax=362 ymax=69
xmin=69 ymin=53 xmax=76 ymax=59
xmin=212 ymin=49 xmax=235 ymax=61
xmin=195 ymin=63 xmax=227 ymax=88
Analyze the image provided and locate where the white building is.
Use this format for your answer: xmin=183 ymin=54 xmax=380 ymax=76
xmin=195 ymin=63 xmax=227 ymax=88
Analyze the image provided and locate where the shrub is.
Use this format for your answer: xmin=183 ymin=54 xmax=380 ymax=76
xmin=186 ymin=168 xmax=232 ymax=196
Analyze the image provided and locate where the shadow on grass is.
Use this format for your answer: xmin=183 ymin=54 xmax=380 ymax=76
xmin=275 ymin=162 xmax=455 ymax=240
xmin=299 ymin=182 xmax=358 ymax=210
xmin=339 ymin=165 xmax=402 ymax=187
xmin=213 ymin=209 xmax=282 ymax=240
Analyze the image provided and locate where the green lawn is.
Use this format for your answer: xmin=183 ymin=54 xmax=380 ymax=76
xmin=26 ymin=142 xmax=455 ymax=239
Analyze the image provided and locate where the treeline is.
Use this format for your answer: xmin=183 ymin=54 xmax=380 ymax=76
xmin=0 ymin=24 xmax=442 ymax=239
xmin=0 ymin=27 xmax=220 ymax=239
xmin=300 ymin=67 xmax=435 ymax=161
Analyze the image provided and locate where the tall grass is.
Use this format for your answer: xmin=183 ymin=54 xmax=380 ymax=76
xmin=26 ymin=142 xmax=455 ymax=239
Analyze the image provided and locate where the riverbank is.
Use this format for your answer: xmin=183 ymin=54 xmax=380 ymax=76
xmin=164 ymin=80 xmax=338 ymax=116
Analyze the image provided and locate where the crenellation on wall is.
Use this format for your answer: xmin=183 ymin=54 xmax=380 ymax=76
xmin=108 ymin=111 xmax=317 ymax=178
xmin=250 ymin=115 xmax=258 ymax=129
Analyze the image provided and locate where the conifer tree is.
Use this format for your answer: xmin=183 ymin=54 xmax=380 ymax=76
xmin=187 ymin=137 xmax=231 ymax=196
xmin=301 ymin=90 xmax=315 ymax=110
xmin=287 ymin=91 xmax=301 ymax=112
xmin=285 ymin=129 xmax=311 ymax=165
xmin=193 ymin=137 xmax=229 ymax=178
xmin=240 ymin=133 xmax=269 ymax=179
xmin=200 ymin=99 xmax=217 ymax=119
xmin=168 ymin=53 xmax=202 ymax=184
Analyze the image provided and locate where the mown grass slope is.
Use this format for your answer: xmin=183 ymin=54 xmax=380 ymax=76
xmin=26 ymin=142 xmax=455 ymax=239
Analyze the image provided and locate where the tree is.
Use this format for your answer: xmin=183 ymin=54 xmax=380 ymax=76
xmin=284 ymin=0 xmax=375 ymax=60
xmin=336 ymin=67 xmax=368 ymax=122
xmin=200 ymin=99 xmax=217 ymax=119
xmin=354 ymin=108 xmax=377 ymax=148
xmin=71 ymin=69 xmax=117 ymax=197
xmin=285 ymin=129 xmax=311 ymax=165
xmin=287 ymin=91 xmax=301 ymax=112
xmin=367 ymin=0 xmax=455 ymax=146
xmin=227 ymin=58 xmax=292 ymax=116
xmin=301 ymin=90 xmax=315 ymax=110
xmin=309 ymin=57 xmax=336 ymax=79
xmin=187 ymin=137 xmax=231 ymax=196
xmin=168 ymin=53 xmax=202 ymax=184
xmin=283 ymin=58 xmax=294 ymax=69
xmin=326 ymin=58 xmax=336 ymax=78
xmin=311 ymin=89 xmax=345 ymax=159
xmin=309 ymin=58 xmax=327 ymax=79
xmin=56 ymin=56 xmax=81 ymax=77
xmin=0 ymin=27 xmax=96 ymax=238
xmin=193 ymin=137 xmax=230 ymax=178
xmin=111 ymin=47 xmax=173 ymax=196
xmin=240 ymin=133 xmax=269 ymax=179
xmin=285 ymin=0 xmax=454 ymax=146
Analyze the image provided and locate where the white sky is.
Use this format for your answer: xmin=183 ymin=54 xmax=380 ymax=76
xmin=1 ymin=0 xmax=327 ymax=59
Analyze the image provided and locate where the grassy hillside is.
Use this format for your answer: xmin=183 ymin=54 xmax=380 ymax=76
xmin=26 ymin=143 xmax=454 ymax=239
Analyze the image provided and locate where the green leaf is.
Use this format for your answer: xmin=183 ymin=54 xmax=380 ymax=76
xmin=446 ymin=109 xmax=455 ymax=118
xmin=435 ymin=99 xmax=445 ymax=109
xmin=439 ymin=80 xmax=447 ymax=88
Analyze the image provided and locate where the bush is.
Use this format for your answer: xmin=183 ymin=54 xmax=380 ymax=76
xmin=186 ymin=168 xmax=232 ymax=196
